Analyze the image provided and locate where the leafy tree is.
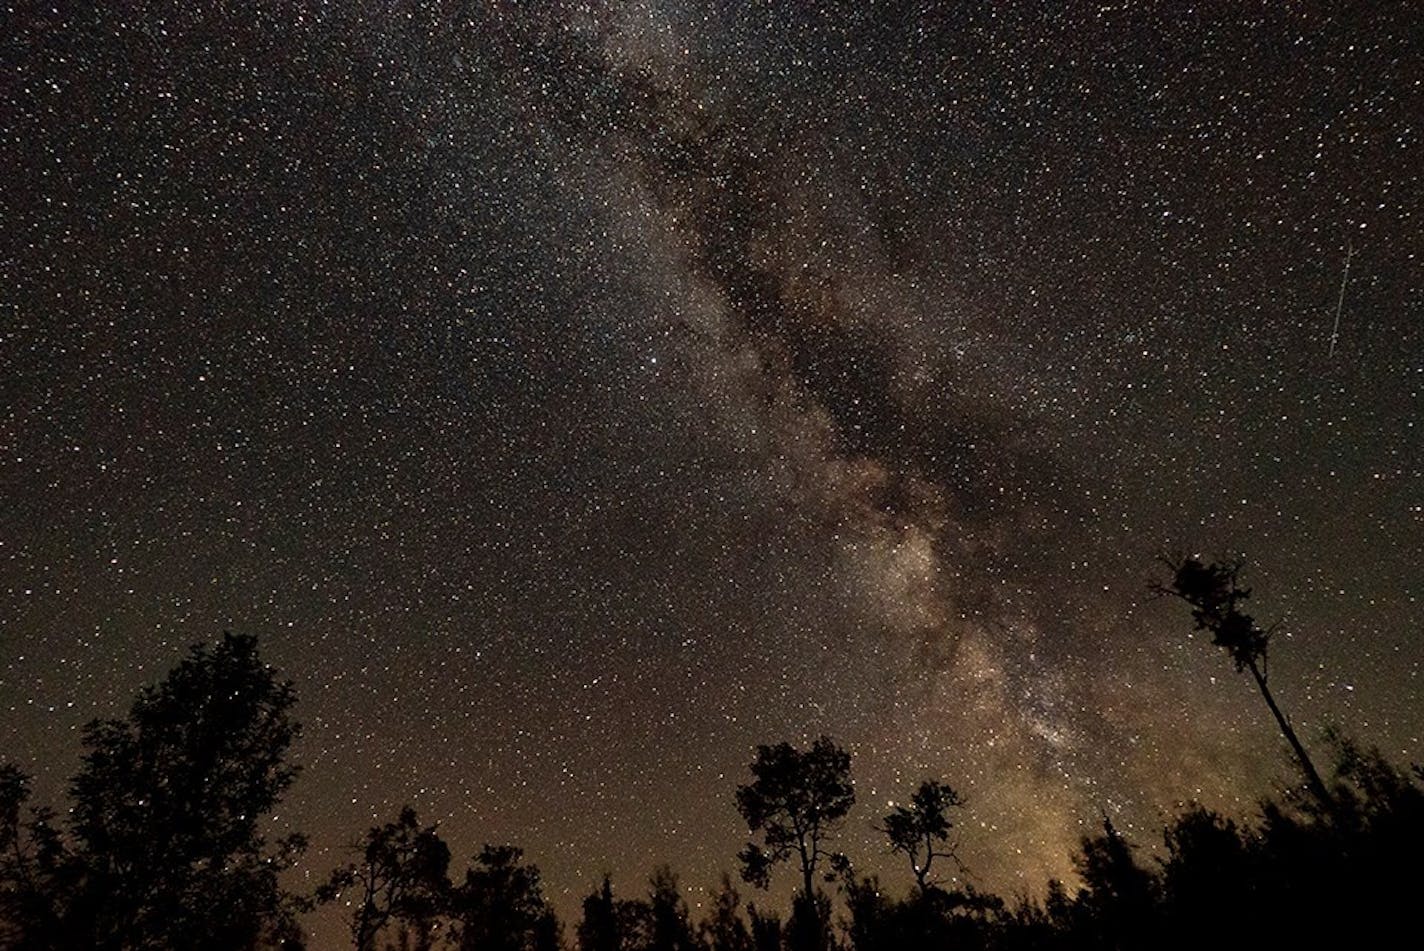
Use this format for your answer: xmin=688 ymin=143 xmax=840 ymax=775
xmin=450 ymin=844 xmax=552 ymax=951
xmin=1072 ymin=817 xmax=1159 ymax=950
xmin=1158 ymin=805 xmax=1251 ymax=947
xmin=735 ymin=738 xmax=852 ymax=951
xmin=66 ymin=631 xmax=306 ymax=949
xmin=840 ymin=874 xmax=895 ymax=951
xmin=1041 ymin=877 xmax=1075 ymax=935
xmin=1157 ymin=558 xmax=1330 ymax=805
xmin=734 ymin=737 xmax=855 ymax=901
xmin=316 ymin=805 xmax=451 ymax=951
xmin=646 ymin=866 xmax=699 ymax=951
xmin=0 ymin=765 xmax=66 ymax=949
xmin=783 ymin=891 xmax=831 ymax=951
xmin=699 ymin=874 xmax=751 ymax=951
xmin=880 ymin=780 xmax=965 ymax=893
xmin=531 ymin=908 xmax=564 ymax=951
xmin=999 ymin=891 xmax=1058 ymax=951
xmin=578 ymin=876 xmax=621 ymax=951
xmin=578 ymin=874 xmax=669 ymax=951
xmin=616 ymin=895 xmax=655 ymax=951
xmin=744 ymin=903 xmax=781 ymax=951
xmin=841 ymin=872 xmax=1001 ymax=951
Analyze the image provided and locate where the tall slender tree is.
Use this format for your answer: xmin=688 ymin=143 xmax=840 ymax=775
xmin=1157 ymin=558 xmax=1331 ymax=806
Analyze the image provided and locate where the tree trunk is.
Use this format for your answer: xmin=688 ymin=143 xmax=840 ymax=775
xmin=1248 ymin=660 xmax=1331 ymax=808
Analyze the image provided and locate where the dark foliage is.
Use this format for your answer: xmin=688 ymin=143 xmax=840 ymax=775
xmin=1 ymin=632 xmax=306 ymax=950
xmin=880 ymin=780 xmax=965 ymax=892
xmin=577 ymin=876 xmax=621 ymax=951
xmin=575 ymin=874 xmax=669 ymax=951
xmin=841 ymin=874 xmax=1002 ymax=951
xmin=0 ymin=764 xmax=63 ymax=950
xmin=734 ymin=737 xmax=853 ymax=951
xmin=1156 ymin=557 xmax=1331 ymax=805
xmin=645 ymin=866 xmax=699 ymax=951
xmin=4 ymin=561 xmax=1422 ymax=950
xmin=316 ymin=809 xmax=558 ymax=951
xmin=745 ymin=903 xmax=782 ymax=951
xmin=450 ymin=844 xmax=553 ymax=951
xmin=316 ymin=805 xmax=451 ymax=951
xmin=735 ymin=736 xmax=854 ymax=902
xmin=1069 ymin=818 xmax=1159 ymax=950
xmin=699 ymin=875 xmax=751 ymax=951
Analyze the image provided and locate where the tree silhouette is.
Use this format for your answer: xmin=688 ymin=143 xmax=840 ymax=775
xmin=65 ymin=631 xmax=306 ymax=949
xmin=646 ymin=866 xmax=699 ymax=951
xmin=1072 ymin=817 xmax=1159 ymax=950
xmin=577 ymin=876 xmax=621 ymax=951
xmin=1157 ymin=558 xmax=1331 ymax=806
xmin=572 ymin=871 xmax=660 ymax=951
xmin=744 ymin=903 xmax=782 ymax=951
xmin=840 ymin=874 xmax=895 ymax=951
xmin=1158 ymin=805 xmax=1252 ymax=947
xmin=7 ymin=616 xmax=1424 ymax=949
xmin=317 ymin=805 xmax=451 ymax=951
xmin=699 ymin=874 xmax=752 ymax=951
xmin=450 ymin=844 xmax=553 ymax=951
xmin=0 ymin=765 xmax=67 ymax=949
xmin=735 ymin=737 xmax=853 ymax=951
xmin=881 ymin=780 xmax=965 ymax=893
xmin=531 ymin=908 xmax=564 ymax=951
xmin=734 ymin=736 xmax=855 ymax=902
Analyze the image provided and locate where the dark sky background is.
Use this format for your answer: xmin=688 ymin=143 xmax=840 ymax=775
xmin=2 ymin=0 xmax=1420 ymax=942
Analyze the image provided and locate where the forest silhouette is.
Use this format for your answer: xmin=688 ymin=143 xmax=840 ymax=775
xmin=2 ymin=561 xmax=1420 ymax=950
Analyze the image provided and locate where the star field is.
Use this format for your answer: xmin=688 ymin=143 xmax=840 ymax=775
xmin=2 ymin=1 xmax=1420 ymax=943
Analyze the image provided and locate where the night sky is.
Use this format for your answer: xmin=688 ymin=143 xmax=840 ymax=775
xmin=3 ymin=0 xmax=1420 ymax=941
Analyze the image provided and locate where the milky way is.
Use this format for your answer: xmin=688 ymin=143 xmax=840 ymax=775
xmin=3 ymin=2 xmax=1420 ymax=941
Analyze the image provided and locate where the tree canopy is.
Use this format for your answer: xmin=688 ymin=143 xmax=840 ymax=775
xmin=881 ymin=780 xmax=965 ymax=893
xmin=3 ymin=562 xmax=1422 ymax=950
xmin=734 ymin=736 xmax=855 ymax=902
xmin=1 ymin=632 xmax=305 ymax=950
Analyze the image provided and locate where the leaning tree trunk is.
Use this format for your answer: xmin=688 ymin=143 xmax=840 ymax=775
xmin=1248 ymin=659 xmax=1332 ymax=808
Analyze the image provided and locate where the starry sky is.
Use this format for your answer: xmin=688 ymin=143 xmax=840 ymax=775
xmin=2 ymin=0 xmax=1421 ymax=940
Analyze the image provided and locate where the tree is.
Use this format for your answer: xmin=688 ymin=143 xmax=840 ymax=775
xmin=783 ymin=890 xmax=832 ymax=951
xmin=881 ymin=780 xmax=965 ymax=893
xmin=316 ymin=805 xmax=451 ymax=951
xmin=578 ymin=876 xmax=621 ymax=951
xmin=745 ymin=902 xmax=782 ymax=951
xmin=646 ymin=866 xmax=699 ymax=951
xmin=1159 ymin=805 xmax=1251 ymax=946
xmin=840 ymin=874 xmax=896 ymax=951
xmin=0 ymin=765 xmax=66 ymax=949
xmin=734 ymin=736 xmax=855 ymax=902
xmin=1072 ymin=817 xmax=1159 ymax=950
xmin=450 ymin=844 xmax=552 ymax=951
xmin=531 ymin=908 xmax=564 ymax=951
xmin=67 ymin=631 xmax=306 ymax=949
xmin=699 ymin=875 xmax=751 ymax=951
xmin=1156 ymin=558 xmax=1331 ymax=806
xmin=735 ymin=737 xmax=852 ymax=951
xmin=577 ymin=875 xmax=662 ymax=951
